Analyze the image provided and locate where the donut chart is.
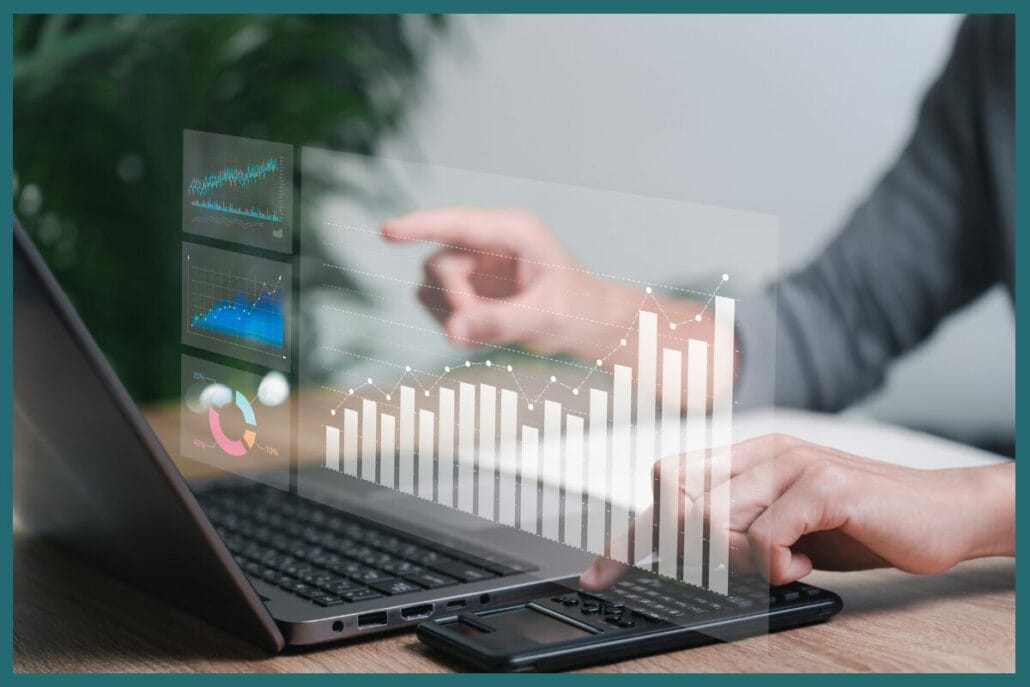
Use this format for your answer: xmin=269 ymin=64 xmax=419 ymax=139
xmin=208 ymin=389 xmax=257 ymax=457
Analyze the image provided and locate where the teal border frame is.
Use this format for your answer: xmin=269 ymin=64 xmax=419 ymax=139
xmin=3 ymin=2 xmax=1023 ymax=680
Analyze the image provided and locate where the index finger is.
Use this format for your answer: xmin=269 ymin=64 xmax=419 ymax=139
xmin=580 ymin=506 xmax=654 ymax=591
xmin=381 ymin=206 xmax=535 ymax=255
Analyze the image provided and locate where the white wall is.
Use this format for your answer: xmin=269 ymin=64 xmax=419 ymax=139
xmin=383 ymin=14 xmax=1014 ymax=439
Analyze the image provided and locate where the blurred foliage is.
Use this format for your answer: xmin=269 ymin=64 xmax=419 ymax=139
xmin=13 ymin=14 xmax=445 ymax=402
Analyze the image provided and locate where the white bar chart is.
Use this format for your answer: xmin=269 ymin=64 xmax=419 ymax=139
xmin=437 ymin=387 xmax=455 ymax=508
xmin=478 ymin=384 xmax=497 ymax=520
xmin=708 ymin=296 xmax=735 ymax=595
xmin=586 ymin=389 xmax=609 ymax=555
xmin=457 ymin=382 xmax=476 ymax=513
xmin=322 ymin=296 xmax=737 ymax=593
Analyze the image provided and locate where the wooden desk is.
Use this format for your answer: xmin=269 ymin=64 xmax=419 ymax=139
xmin=14 ymin=404 xmax=1015 ymax=672
xmin=13 ymin=531 xmax=1013 ymax=673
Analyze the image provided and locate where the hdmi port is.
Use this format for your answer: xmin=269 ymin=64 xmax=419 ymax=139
xmin=401 ymin=604 xmax=434 ymax=620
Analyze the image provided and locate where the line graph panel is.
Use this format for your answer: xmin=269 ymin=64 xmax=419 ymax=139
xmin=182 ymin=130 xmax=294 ymax=252
xmin=181 ymin=242 xmax=292 ymax=370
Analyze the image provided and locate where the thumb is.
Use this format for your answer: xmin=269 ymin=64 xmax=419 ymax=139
xmin=449 ymin=290 xmax=549 ymax=346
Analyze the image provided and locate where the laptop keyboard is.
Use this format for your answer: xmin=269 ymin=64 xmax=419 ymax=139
xmin=197 ymin=483 xmax=536 ymax=608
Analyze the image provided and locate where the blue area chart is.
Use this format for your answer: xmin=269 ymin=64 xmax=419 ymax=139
xmin=190 ymin=286 xmax=285 ymax=348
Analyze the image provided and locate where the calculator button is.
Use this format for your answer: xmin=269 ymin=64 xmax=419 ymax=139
xmin=616 ymin=619 xmax=636 ymax=628
xmin=582 ymin=607 xmax=601 ymax=615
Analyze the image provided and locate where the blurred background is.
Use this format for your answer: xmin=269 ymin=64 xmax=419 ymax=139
xmin=13 ymin=14 xmax=1014 ymax=452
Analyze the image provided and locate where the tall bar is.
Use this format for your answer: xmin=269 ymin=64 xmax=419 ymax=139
xmin=379 ymin=414 xmax=396 ymax=488
xmin=541 ymin=401 xmax=562 ymax=540
xmin=564 ymin=414 xmax=585 ymax=548
xmin=519 ymin=425 xmax=539 ymax=533
xmin=437 ymin=387 xmax=456 ymax=507
xmin=497 ymin=389 xmax=519 ymax=526
xmin=325 ymin=424 xmax=340 ymax=471
xmin=398 ymin=386 xmax=415 ymax=493
xmin=418 ymin=409 xmax=435 ymax=500
xmin=610 ymin=364 xmax=633 ymax=563
xmin=360 ymin=399 xmax=377 ymax=482
xmin=708 ymin=296 xmax=735 ymax=594
xmin=633 ymin=311 xmax=658 ymax=565
xmin=457 ymin=382 xmax=476 ymax=513
xmin=478 ymin=384 xmax=497 ymax=520
xmin=342 ymin=408 xmax=359 ymax=477
xmin=682 ymin=339 xmax=709 ymax=585
xmin=657 ymin=347 xmax=683 ymax=579
xmin=586 ymin=389 xmax=608 ymax=554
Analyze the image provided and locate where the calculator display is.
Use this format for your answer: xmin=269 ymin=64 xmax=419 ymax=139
xmin=482 ymin=606 xmax=593 ymax=644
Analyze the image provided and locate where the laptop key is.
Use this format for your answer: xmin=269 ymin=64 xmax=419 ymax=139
xmin=425 ymin=559 xmax=495 ymax=583
xmin=351 ymin=568 xmax=396 ymax=585
xmin=369 ymin=578 xmax=423 ymax=595
xmin=320 ymin=578 xmax=365 ymax=595
xmin=287 ymin=583 xmax=318 ymax=599
xmin=310 ymin=592 xmax=346 ymax=607
xmin=402 ymin=571 xmax=459 ymax=589
xmin=380 ymin=560 xmax=424 ymax=575
xmin=343 ymin=588 xmax=383 ymax=602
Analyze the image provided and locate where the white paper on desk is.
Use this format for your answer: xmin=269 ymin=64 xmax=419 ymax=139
xmin=492 ymin=408 xmax=1010 ymax=514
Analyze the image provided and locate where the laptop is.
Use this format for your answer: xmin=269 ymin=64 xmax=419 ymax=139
xmin=12 ymin=218 xmax=593 ymax=651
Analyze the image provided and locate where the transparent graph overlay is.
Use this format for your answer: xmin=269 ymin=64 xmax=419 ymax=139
xmin=181 ymin=242 xmax=292 ymax=370
xmin=182 ymin=130 xmax=294 ymax=253
xmin=296 ymin=149 xmax=781 ymax=637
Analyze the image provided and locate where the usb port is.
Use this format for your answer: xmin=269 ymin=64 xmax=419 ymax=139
xmin=446 ymin=599 xmax=467 ymax=610
xmin=357 ymin=611 xmax=388 ymax=629
xmin=401 ymin=604 xmax=434 ymax=620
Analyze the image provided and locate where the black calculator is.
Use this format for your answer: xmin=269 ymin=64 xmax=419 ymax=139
xmin=417 ymin=572 xmax=843 ymax=672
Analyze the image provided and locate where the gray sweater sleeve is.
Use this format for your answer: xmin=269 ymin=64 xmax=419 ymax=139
xmin=735 ymin=16 xmax=1009 ymax=410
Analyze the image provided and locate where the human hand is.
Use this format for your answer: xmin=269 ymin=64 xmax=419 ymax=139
xmin=581 ymin=434 xmax=1015 ymax=589
xmin=381 ymin=207 xmax=636 ymax=357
